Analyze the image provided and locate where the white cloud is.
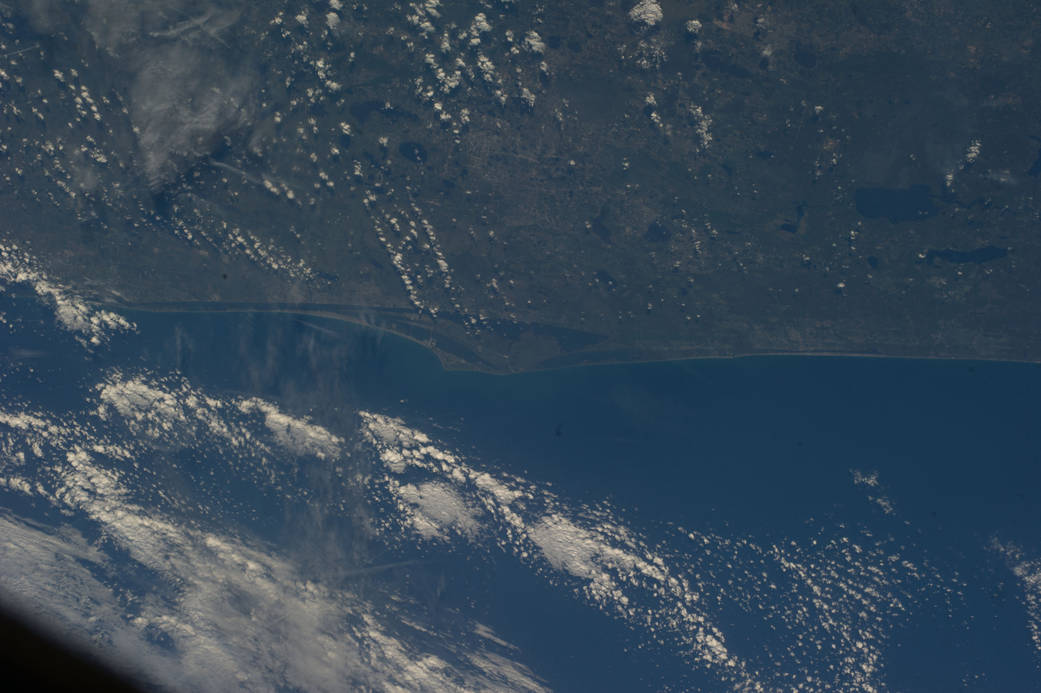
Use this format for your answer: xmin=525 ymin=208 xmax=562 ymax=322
xmin=0 ymin=240 xmax=135 ymax=347
xmin=851 ymin=468 xmax=895 ymax=515
xmin=0 ymin=302 xmax=963 ymax=693
xmin=237 ymin=397 xmax=344 ymax=459
xmin=361 ymin=411 xmax=956 ymax=692
xmin=0 ymin=390 xmax=546 ymax=692
xmin=523 ymin=31 xmax=545 ymax=54
xmin=398 ymin=481 xmax=480 ymax=539
xmin=629 ymin=0 xmax=663 ymax=26
xmin=528 ymin=514 xmax=599 ymax=578
xmin=991 ymin=540 xmax=1041 ymax=660
xmin=361 ymin=411 xmax=755 ymax=686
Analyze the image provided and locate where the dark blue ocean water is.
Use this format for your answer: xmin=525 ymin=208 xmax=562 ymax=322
xmin=6 ymin=301 xmax=1041 ymax=690
xmin=109 ymin=310 xmax=1041 ymax=691
xmin=143 ymin=311 xmax=1040 ymax=538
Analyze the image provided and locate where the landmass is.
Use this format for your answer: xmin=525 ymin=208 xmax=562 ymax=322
xmin=1 ymin=0 xmax=1039 ymax=372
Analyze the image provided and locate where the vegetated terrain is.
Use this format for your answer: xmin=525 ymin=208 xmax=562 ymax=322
xmin=2 ymin=0 xmax=1039 ymax=372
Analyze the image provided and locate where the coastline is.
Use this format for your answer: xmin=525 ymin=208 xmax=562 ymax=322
xmin=104 ymin=299 xmax=1041 ymax=376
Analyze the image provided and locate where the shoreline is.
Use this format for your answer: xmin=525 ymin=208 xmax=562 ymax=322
xmin=106 ymin=300 xmax=1041 ymax=376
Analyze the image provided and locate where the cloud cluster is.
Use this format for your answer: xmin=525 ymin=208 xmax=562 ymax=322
xmin=0 ymin=375 xmax=544 ymax=692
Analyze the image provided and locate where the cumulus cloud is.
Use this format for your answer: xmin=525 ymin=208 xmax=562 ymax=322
xmin=0 ymin=241 xmax=135 ymax=347
xmin=991 ymin=540 xmax=1041 ymax=661
xmin=0 ymin=377 xmax=544 ymax=692
xmin=361 ymin=411 xmax=956 ymax=692
xmin=629 ymin=0 xmax=663 ymax=27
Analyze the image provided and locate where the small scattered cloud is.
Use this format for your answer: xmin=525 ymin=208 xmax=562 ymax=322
xmin=0 ymin=241 xmax=135 ymax=348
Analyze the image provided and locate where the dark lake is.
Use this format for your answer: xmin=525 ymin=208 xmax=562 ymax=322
xmin=855 ymin=184 xmax=937 ymax=222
